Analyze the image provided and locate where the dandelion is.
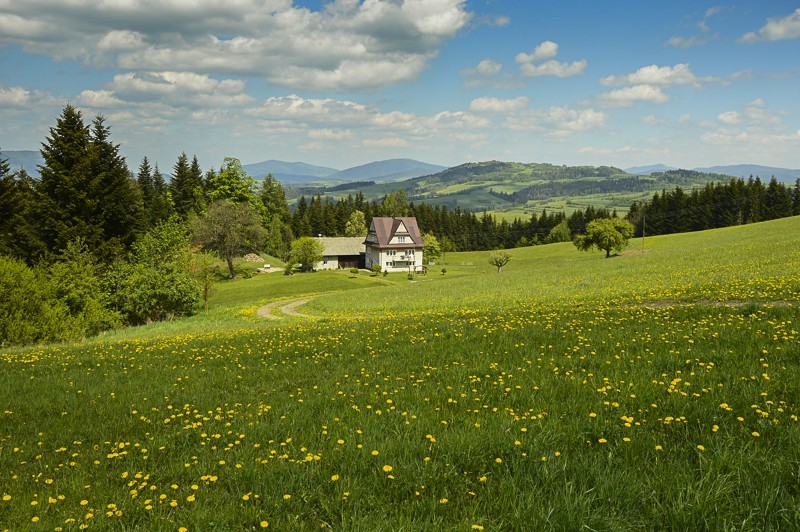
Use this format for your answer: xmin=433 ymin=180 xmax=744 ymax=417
xmin=439 ymin=498 xmax=448 ymax=504
xmin=598 ymin=438 xmax=607 ymax=444
xmin=495 ymin=457 xmax=502 ymax=464
xmin=371 ymin=450 xmax=379 ymax=456
xmin=330 ymin=474 xmax=340 ymax=482
xmin=697 ymin=445 xmax=705 ymax=452
xmin=283 ymin=494 xmax=291 ymax=500
xmin=382 ymin=465 xmax=393 ymax=473
xmin=752 ymin=432 xmax=760 ymax=437
xmin=260 ymin=521 xmax=269 ymax=528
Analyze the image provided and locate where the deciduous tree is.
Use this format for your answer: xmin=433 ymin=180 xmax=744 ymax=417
xmin=190 ymin=200 xmax=267 ymax=279
xmin=573 ymin=218 xmax=634 ymax=258
xmin=289 ymin=236 xmax=324 ymax=272
xmin=488 ymin=250 xmax=511 ymax=273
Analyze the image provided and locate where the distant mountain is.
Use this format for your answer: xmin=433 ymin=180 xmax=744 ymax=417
xmin=329 ymin=159 xmax=447 ymax=183
xmin=1 ymin=150 xmax=43 ymax=177
xmin=693 ymin=164 xmax=800 ymax=184
xmin=243 ymin=160 xmax=339 ymax=183
xmin=625 ymin=164 xmax=678 ymax=175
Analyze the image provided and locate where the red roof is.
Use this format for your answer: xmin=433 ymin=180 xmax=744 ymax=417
xmin=365 ymin=217 xmax=424 ymax=248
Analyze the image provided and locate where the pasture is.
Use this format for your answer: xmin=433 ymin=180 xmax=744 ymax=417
xmin=1 ymin=217 xmax=799 ymax=530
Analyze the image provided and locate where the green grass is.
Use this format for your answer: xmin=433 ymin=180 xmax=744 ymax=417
xmin=1 ymin=217 xmax=799 ymax=530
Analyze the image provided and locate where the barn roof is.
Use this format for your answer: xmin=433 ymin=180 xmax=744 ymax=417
xmin=315 ymin=237 xmax=365 ymax=256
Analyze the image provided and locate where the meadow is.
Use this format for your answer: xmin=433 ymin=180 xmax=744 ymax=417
xmin=1 ymin=217 xmax=799 ymax=530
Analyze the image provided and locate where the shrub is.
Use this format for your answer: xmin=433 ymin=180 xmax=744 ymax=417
xmin=0 ymin=255 xmax=70 ymax=347
xmin=350 ymin=267 xmax=359 ymax=277
xmin=105 ymin=263 xmax=198 ymax=325
xmin=371 ymin=264 xmax=382 ymax=276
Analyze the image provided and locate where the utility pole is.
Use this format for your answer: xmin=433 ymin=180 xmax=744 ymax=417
xmin=642 ymin=213 xmax=646 ymax=251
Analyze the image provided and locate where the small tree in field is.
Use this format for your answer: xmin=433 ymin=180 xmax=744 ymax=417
xmin=289 ymin=237 xmax=324 ymax=272
xmin=488 ymin=250 xmax=511 ymax=273
xmin=573 ymin=218 xmax=634 ymax=258
xmin=371 ymin=264 xmax=382 ymax=276
xmin=350 ymin=267 xmax=359 ymax=277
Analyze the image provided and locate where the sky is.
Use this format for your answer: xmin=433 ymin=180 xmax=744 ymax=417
xmin=1 ymin=0 xmax=799 ymax=173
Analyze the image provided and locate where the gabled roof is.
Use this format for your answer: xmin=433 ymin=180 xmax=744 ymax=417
xmin=365 ymin=217 xmax=424 ymax=248
xmin=314 ymin=237 xmax=365 ymax=256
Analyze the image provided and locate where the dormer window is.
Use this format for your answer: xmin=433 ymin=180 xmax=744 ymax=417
xmin=398 ymin=236 xmax=406 ymax=243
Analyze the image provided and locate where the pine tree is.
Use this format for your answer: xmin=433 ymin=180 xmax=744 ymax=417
xmin=137 ymin=157 xmax=155 ymax=222
xmin=170 ymin=153 xmax=206 ymax=219
xmin=87 ymin=115 xmax=143 ymax=258
xmin=0 ymin=150 xmax=40 ymax=259
xmin=36 ymin=104 xmax=96 ymax=257
xmin=259 ymin=174 xmax=291 ymax=224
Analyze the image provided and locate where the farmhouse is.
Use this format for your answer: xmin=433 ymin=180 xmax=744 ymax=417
xmin=364 ymin=217 xmax=425 ymax=272
xmin=313 ymin=237 xmax=366 ymax=270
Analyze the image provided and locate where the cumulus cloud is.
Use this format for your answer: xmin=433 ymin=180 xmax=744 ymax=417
xmin=515 ymin=40 xmax=586 ymax=78
xmin=0 ymin=85 xmax=58 ymax=107
xmin=75 ymin=71 xmax=254 ymax=109
xmin=515 ymin=41 xmax=559 ymax=63
xmin=740 ymin=8 xmax=800 ymax=43
xmin=520 ymin=59 xmax=587 ymax=78
xmin=598 ymin=85 xmax=670 ymax=107
xmin=469 ymin=96 xmax=529 ymax=113
xmin=505 ymin=106 xmax=607 ymax=137
xmin=701 ymin=99 xmax=798 ymax=155
xmin=0 ymin=0 xmax=473 ymax=91
xmin=601 ymin=64 xmax=704 ymax=87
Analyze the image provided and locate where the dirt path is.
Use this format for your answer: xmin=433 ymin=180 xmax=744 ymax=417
xmin=256 ymin=297 xmax=314 ymax=319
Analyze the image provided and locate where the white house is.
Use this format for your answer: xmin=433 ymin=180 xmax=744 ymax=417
xmin=364 ymin=217 xmax=425 ymax=272
xmin=313 ymin=237 xmax=366 ymax=270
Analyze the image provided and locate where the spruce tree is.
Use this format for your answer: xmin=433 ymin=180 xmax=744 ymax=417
xmin=87 ymin=115 xmax=143 ymax=257
xmin=36 ymin=104 xmax=96 ymax=257
xmin=137 ymin=157 xmax=155 ymax=222
xmin=170 ymin=153 xmax=206 ymax=219
xmin=259 ymin=174 xmax=291 ymax=225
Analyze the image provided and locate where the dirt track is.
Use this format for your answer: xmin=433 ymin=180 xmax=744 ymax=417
xmin=256 ymin=297 xmax=314 ymax=319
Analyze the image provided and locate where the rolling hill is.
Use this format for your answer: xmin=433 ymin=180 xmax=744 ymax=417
xmin=627 ymin=163 xmax=799 ymax=183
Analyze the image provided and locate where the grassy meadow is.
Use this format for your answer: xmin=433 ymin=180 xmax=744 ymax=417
xmin=1 ymin=217 xmax=799 ymax=530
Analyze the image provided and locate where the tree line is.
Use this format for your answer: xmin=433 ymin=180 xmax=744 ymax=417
xmin=626 ymin=176 xmax=800 ymax=237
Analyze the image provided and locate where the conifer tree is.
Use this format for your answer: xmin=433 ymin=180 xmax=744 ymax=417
xmin=87 ymin=115 xmax=143 ymax=257
xmin=170 ymin=153 xmax=205 ymax=218
xmin=259 ymin=174 xmax=291 ymax=224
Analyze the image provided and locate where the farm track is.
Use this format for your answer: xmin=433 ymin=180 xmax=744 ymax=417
xmin=256 ymin=297 xmax=315 ymax=319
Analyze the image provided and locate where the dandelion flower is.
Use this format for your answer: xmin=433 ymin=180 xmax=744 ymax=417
xmin=330 ymin=475 xmax=340 ymax=482
xmin=382 ymin=465 xmax=393 ymax=473
xmin=260 ymin=521 xmax=269 ymax=528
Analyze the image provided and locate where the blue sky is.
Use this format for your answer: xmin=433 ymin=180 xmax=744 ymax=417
xmin=1 ymin=1 xmax=799 ymax=172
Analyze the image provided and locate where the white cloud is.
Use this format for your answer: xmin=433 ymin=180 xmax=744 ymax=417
xmin=76 ymin=71 xmax=254 ymax=109
xmin=0 ymin=0 xmax=473 ymax=91
xmin=515 ymin=41 xmax=558 ymax=63
xmin=474 ymin=59 xmax=502 ymax=76
xmin=506 ymin=106 xmax=607 ymax=136
xmin=0 ymin=85 xmax=57 ymax=107
xmin=601 ymin=64 xmax=702 ymax=87
xmin=469 ymin=96 xmax=529 ymax=113
xmin=740 ymin=8 xmax=800 ymax=43
xmin=598 ymin=85 xmax=670 ymax=107
xmin=520 ymin=59 xmax=586 ymax=78
xmin=514 ymin=40 xmax=586 ymax=79
xmin=717 ymin=111 xmax=741 ymax=125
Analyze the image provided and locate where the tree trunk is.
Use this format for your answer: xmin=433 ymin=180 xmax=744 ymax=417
xmin=605 ymin=248 xmax=611 ymax=258
xmin=227 ymin=256 xmax=236 ymax=279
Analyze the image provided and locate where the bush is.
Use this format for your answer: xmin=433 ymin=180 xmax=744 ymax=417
xmin=350 ymin=267 xmax=359 ymax=277
xmin=371 ymin=264 xmax=382 ymax=276
xmin=0 ymin=255 xmax=70 ymax=347
xmin=105 ymin=263 xmax=199 ymax=325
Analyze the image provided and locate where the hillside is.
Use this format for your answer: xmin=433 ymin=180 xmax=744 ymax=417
xmin=314 ymin=161 xmax=729 ymax=214
xmin=328 ymin=158 xmax=446 ymax=182
xmin=242 ymin=159 xmax=340 ymax=183
xmin=2 ymin=217 xmax=798 ymax=530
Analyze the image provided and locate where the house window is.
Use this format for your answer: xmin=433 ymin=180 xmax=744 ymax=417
xmin=388 ymin=249 xmax=396 ymax=256
xmin=398 ymin=236 xmax=406 ymax=243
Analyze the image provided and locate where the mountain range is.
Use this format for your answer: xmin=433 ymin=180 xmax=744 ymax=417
xmin=625 ymin=163 xmax=800 ymax=184
xmin=3 ymin=149 xmax=797 ymax=185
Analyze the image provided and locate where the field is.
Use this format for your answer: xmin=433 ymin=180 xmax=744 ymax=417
xmin=1 ymin=217 xmax=800 ymax=530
